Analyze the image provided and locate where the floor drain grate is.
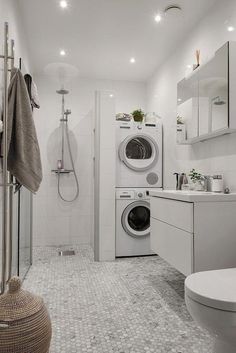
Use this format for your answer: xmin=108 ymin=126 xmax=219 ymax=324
xmin=58 ymin=250 xmax=76 ymax=256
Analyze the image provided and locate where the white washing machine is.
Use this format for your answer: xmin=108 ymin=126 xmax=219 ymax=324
xmin=116 ymin=121 xmax=162 ymax=188
xmin=116 ymin=188 xmax=154 ymax=257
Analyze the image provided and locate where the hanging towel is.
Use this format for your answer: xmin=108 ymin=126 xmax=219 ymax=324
xmin=24 ymin=74 xmax=40 ymax=110
xmin=3 ymin=68 xmax=42 ymax=193
xmin=24 ymin=74 xmax=32 ymax=100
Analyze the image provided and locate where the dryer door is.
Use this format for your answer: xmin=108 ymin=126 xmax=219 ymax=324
xmin=119 ymin=134 xmax=159 ymax=172
xmin=122 ymin=201 xmax=150 ymax=238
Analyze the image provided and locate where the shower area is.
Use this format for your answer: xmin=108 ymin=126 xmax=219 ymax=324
xmin=51 ymin=88 xmax=79 ymax=203
xmin=0 ymin=23 xmax=32 ymax=294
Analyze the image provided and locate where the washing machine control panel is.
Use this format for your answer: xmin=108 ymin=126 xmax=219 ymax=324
xmin=135 ymin=190 xmax=149 ymax=200
xmin=116 ymin=189 xmax=149 ymax=200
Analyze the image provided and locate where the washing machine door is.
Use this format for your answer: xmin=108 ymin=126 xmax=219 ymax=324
xmin=119 ymin=134 xmax=159 ymax=172
xmin=122 ymin=201 xmax=150 ymax=238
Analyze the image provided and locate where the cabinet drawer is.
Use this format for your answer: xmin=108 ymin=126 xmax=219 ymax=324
xmin=150 ymin=197 xmax=193 ymax=233
xmin=151 ymin=218 xmax=193 ymax=276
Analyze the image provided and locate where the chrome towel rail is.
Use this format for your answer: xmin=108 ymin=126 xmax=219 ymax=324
xmin=0 ymin=22 xmax=15 ymax=294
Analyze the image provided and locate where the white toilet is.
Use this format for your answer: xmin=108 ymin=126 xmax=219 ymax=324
xmin=185 ymin=268 xmax=236 ymax=353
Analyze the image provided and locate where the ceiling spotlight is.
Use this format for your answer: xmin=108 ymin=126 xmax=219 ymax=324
xmin=60 ymin=0 xmax=68 ymax=8
xmin=228 ymin=26 xmax=235 ymax=32
xmin=60 ymin=49 xmax=66 ymax=56
xmin=155 ymin=14 xmax=162 ymax=23
xmin=130 ymin=57 xmax=136 ymax=64
xmin=109 ymin=94 xmax=114 ymax=98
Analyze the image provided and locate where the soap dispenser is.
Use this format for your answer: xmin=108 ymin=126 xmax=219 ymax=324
xmin=178 ymin=173 xmax=188 ymax=190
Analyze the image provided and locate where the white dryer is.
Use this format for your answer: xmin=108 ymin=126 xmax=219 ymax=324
xmin=116 ymin=188 xmax=154 ymax=257
xmin=116 ymin=121 xmax=162 ymax=188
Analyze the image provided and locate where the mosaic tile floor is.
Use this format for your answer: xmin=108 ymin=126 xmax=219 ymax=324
xmin=23 ymin=246 xmax=212 ymax=353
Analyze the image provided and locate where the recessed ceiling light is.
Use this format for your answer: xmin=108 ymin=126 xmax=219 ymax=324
xmin=60 ymin=0 xmax=68 ymax=8
xmin=228 ymin=26 xmax=235 ymax=32
xmin=60 ymin=49 xmax=66 ymax=56
xmin=130 ymin=57 xmax=136 ymax=64
xmin=177 ymin=98 xmax=182 ymax=102
xmin=109 ymin=94 xmax=114 ymax=98
xmin=155 ymin=14 xmax=162 ymax=23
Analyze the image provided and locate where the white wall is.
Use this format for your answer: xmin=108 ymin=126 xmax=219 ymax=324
xmin=147 ymin=0 xmax=236 ymax=190
xmin=33 ymin=75 xmax=146 ymax=246
xmin=94 ymin=91 xmax=116 ymax=261
xmin=0 ymin=0 xmax=32 ymax=72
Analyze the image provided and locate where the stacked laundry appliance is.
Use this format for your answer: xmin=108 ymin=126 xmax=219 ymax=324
xmin=115 ymin=120 xmax=163 ymax=257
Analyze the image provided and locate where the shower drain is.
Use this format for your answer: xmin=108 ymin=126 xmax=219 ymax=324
xmin=58 ymin=250 xmax=76 ymax=256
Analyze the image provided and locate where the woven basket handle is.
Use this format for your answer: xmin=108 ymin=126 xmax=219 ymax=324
xmin=8 ymin=277 xmax=22 ymax=294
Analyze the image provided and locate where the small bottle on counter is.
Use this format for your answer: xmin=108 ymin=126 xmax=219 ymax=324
xmin=212 ymin=175 xmax=223 ymax=193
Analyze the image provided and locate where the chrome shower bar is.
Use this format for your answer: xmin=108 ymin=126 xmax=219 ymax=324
xmin=0 ymin=22 xmax=15 ymax=294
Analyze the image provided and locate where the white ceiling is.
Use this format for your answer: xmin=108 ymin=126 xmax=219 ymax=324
xmin=17 ymin=0 xmax=219 ymax=82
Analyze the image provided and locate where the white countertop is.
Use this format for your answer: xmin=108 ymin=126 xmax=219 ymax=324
xmin=149 ymin=189 xmax=236 ymax=202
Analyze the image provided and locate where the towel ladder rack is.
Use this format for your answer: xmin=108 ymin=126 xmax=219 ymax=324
xmin=0 ymin=22 xmax=15 ymax=294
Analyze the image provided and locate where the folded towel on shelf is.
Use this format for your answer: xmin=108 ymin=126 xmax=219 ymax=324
xmin=2 ymin=68 xmax=42 ymax=193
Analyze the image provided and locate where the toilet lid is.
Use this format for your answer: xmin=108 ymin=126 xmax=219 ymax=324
xmin=185 ymin=268 xmax=236 ymax=312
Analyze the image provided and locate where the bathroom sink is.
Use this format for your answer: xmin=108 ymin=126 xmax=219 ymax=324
xmin=149 ymin=189 xmax=236 ymax=202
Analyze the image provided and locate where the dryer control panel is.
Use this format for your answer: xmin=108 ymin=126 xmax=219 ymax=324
xmin=116 ymin=189 xmax=150 ymax=200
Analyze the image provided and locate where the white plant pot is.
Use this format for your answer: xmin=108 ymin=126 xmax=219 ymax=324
xmin=193 ymin=180 xmax=205 ymax=191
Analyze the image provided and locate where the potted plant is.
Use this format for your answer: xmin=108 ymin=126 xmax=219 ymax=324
xmin=189 ymin=169 xmax=205 ymax=191
xmin=131 ymin=109 xmax=145 ymax=123
xmin=177 ymin=115 xmax=184 ymax=125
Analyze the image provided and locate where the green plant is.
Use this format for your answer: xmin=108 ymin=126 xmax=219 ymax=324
xmin=189 ymin=169 xmax=204 ymax=183
xmin=177 ymin=115 xmax=184 ymax=124
xmin=131 ymin=109 xmax=145 ymax=122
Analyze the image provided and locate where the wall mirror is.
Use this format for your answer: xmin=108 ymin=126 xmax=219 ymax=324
xmin=177 ymin=42 xmax=231 ymax=144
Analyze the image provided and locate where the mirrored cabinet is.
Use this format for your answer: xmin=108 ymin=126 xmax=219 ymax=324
xmin=177 ymin=42 xmax=236 ymax=144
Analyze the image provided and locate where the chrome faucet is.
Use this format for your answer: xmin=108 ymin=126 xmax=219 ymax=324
xmin=174 ymin=173 xmax=187 ymax=190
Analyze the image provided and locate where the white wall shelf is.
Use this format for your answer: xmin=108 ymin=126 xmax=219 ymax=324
xmin=178 ymin=127 xmax=236 ymax=145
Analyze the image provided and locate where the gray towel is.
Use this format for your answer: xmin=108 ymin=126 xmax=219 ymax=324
xmin=3 ymin=68 xmax=42 ymax=193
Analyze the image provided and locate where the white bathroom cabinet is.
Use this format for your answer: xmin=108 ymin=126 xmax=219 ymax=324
xmin=150 ymin=190 xmax=236 ymax=276
xmin=177 ymin=41 xmax=236 ymax=144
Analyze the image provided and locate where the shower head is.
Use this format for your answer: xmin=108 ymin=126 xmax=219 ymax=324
xmin=56 ymin=89 xmax=69 ymax=95
xmin=213 ymin=96 xmax=226 ymax=106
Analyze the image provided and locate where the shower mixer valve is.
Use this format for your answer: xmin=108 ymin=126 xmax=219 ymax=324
xmin=65 ymin=109 xmax=71 ymax=116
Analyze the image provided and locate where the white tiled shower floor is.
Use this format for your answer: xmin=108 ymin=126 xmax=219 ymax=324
xmin=23 ymin=245 xmax=212 ymax=353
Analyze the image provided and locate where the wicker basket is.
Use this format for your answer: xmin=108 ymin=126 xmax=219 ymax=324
xmin=0 ymin=277 xmax=52 ymax=353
